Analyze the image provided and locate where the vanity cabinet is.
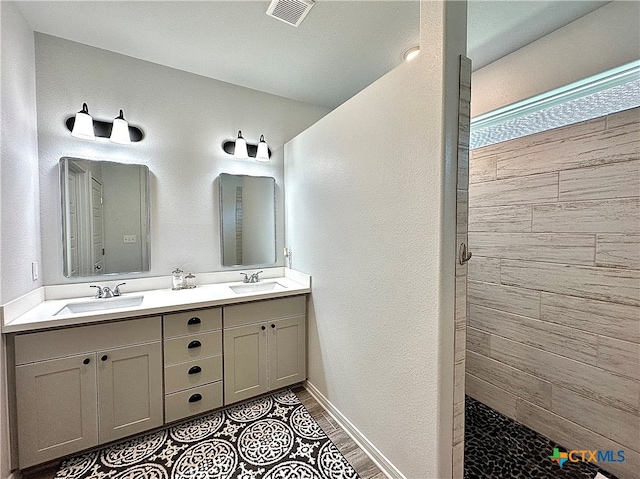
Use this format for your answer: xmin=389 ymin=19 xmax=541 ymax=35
xmin=14 ymin=317 xmax=162 ymax=468
xmin=223 ymin=296 xmax=306 ymax=405
xmin=163 ymin=308 xmax=224 ymax=423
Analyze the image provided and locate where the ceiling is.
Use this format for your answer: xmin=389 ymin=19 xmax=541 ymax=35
xmin=16 ymin=0 xmax=611 ymax=110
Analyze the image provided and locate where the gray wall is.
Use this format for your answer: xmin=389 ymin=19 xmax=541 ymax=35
xmin=0 ymin=3 xmax=41 ymax=476
xmin=34 ymin=34 xmax=328 ymax=284
xmin=284 ymin=2 xmax=466 ymax=476
xmin=466 ymin=108 xmax=640 ymax=479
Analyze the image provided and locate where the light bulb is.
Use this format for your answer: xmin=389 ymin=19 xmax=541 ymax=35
xmin=110 ymin=110 xmax=131 ymax=145
xmin=71 ymin=103 xmax=95 ymax=140
xmin=256 ymin=135 xmax=269 ymax=162
xmin=234 ymin=131 xmax=248 ymax=159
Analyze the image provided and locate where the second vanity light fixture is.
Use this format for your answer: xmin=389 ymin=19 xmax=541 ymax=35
xmin=223 ymin=131 xmax=271 ymax=162
xmin=66 ymin=103 xmax=144 ymax=144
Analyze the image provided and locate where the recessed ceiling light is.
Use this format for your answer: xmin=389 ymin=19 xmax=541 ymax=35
xmin=403 ymin=46 xmax=420 ymax=62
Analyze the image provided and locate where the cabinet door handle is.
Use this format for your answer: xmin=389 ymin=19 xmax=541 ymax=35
xmin=261 ymin=325 xmax=266 ymax=331
xmin=188 ymin=393 xmax=202 ymax=403
xmin=101 ymin=355 xmax=108 ymax=361
xmin=271 ymin=324 xmax=276 ymax=329
xmin=83 ymin=358 xmax=91 ymax=365
xmin=187 ymin=317 xmax=201 ymax=326
xmin=188 ymin=340 xmax=202 ymax=349
xmin=188 ymin=366 xmax=202 ymax=375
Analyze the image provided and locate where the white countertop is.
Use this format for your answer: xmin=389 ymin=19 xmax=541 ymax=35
xmin=2 ymin=270 xmax=310 ymax=333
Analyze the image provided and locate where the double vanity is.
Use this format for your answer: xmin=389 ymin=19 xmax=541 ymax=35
xmin=2 ymin=269 xmax=310 ymax=469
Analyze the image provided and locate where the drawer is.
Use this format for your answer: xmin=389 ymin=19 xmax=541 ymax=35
xmin=164 ymin=355 xmax=222 ymax=394
xmin=164 ymin=331 xmax=222 ymax=366
xmin=224 ymin=296 xmax=306 ymax=328
xmin=15 ymin=317 xmax=162 ymax=365
xmin=165 ymin=382 xmax=223 ymax=424
xmin=163 ymin=308 xmax=221 ymax=339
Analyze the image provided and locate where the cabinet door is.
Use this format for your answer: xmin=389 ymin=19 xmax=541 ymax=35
xmin=268 ymin=315 xmax=306 ymax=390
xmin=16 ymin=353 xmax=98 ymax=468
xmin=97 ymin=342 xmax=163 ymax=444
xmin=223 ymin=323 xmax=268 ymax=405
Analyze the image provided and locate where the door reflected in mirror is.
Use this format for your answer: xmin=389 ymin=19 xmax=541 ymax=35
xmin=219 ymin=174 xmax=276 ymax=267
xmin=60 ymin=157 xmax=150 ymax=277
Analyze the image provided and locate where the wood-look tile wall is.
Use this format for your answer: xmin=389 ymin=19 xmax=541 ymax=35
xmin=466 ymin=107 xmax=640 ymax=479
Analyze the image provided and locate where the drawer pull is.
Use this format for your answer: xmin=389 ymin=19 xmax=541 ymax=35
xmin=189 ymin=393 xmax=202 ymax=403
xmin=188 ymin=365 xmax=202 ymax=375
xmin=188 ymin=340 xmax=202 ymax=349
xmin=187 ymin=317 xmax=201 ymax=326
xmin=83 ymin=358 xmax=90 ymax=365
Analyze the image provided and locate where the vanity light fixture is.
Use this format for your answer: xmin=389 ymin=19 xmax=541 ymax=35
xmin=403 ymin=46 xmax=420 ymax=62
xmin=110 ymin=110 xmax=132 ymax=145
xmin=222 ymin=132 xmax=272 ymax=160
xmin=233 ymin=130 xmax=249 ymax=159
xmin=255 ymin=135 xmax=270 ymax=162
xmin=65 ymin=103 xmax=144 ymax=143
xmin=70 ymin=103 xmax=96 ymax=140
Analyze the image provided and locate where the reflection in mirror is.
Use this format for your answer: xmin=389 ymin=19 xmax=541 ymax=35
xmin=60 ymin=157 xmax=150 ymax=277
xmin=219 ymin=174 xmax=276 ymax=267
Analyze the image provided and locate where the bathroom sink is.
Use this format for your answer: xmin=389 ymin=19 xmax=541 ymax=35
xmin=55 ymin=295 xmax=144 ymax=316
xmin=229 ymin=281 xmax=287 ymax=294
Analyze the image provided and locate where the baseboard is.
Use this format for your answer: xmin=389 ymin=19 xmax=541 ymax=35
xmin=303 ymin=381 xmax=405 ymax=479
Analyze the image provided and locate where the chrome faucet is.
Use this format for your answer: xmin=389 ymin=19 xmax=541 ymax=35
xmin=90 ymin=283 xmax=126 ymax=299
xmin=240 ymin=271 xmax=263 ymax=283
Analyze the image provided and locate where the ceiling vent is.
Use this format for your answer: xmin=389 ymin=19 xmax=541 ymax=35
xmin=266 ymin=0 xmax=315 ymax=27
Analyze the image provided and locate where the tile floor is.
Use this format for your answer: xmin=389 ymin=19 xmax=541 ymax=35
xmin=464 ymin=396 xmax=620 ymax=479
xmin=22 ymin=386 xmax=384 ymax=479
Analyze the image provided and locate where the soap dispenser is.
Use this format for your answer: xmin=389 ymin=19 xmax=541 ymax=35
xmin=172 ymin=268 xmax=184 ymax=290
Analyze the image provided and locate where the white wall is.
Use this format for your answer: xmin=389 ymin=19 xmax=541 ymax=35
xmin=471 ymin=0 xmax=640 ymax=117
xmin=34 ymin=34 xmax=328 ymax=285
xmin=284 ymin=2 xmax=466 ymax=477
xmin=0 ymin=3 xmax=41 ymax=477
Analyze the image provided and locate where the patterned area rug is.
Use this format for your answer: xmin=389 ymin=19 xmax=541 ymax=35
xmin=54 ymin=389 xmax=360 ymax=479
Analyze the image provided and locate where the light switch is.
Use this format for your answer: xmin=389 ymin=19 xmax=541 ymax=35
xmin=123 ymin=235 xmax=137 ymax=244
xmin=32 ymin=261 xmax=39 ymax=281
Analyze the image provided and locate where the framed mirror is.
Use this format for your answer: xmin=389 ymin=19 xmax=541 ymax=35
xmin=219 ymin=174 xmax=276 ymax=267
xmin=60 ymin=157 xmax=150 ymax=277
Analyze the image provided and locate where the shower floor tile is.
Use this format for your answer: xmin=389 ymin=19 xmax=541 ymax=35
xmin=464 ymin=396 xmax=621 ymax=479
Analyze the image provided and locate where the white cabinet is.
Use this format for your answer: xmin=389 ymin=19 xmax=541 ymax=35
xmin=14 ymin=317 xmax=162 ymax=468
xmin=223 ymin=296 xmax=306 ymax=405
xmin=163 ymin=308 xmax=224 ymax=423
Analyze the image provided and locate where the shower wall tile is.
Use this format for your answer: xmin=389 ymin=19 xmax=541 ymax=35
xmin=466 ymin=327 xmax=490 ymax=356
xmin=469 ymin=304 xmax=597 ymax=365
xmin=465 ymin=373 xmax=517 ymax=420
xmin=467 ymin=108 xmax=640 ymax=479
xmin=468 ymin=205 xmax=532 ymax=232
xmin=468 ymin=153 xmax=496 ymax=184
xmin=597 ymin=336 xmax=640 ymax=380
xmin=596 ymin=234 xmax=640 ymax=270
xmin=551 ymin=386 xmax=640 ymax=452
xmin=490 ymin=336 xmax=638 ymax=415
xmin=467 ymin=256 xmax=501 ymax=284
xmin=466 ymin=350 xmax=551 ymax=408
xmin=515 ymin=399 xmax=639 ymax=479
xmin=501 ymin=260 xmax=640 ymax=307
xmin=469 ymin=232 xmax=596 ymax=265
xmin=467 ymin=280 xmax=540 ymax=318
xmin=540 ymin=292 xmax=640 ymax=344
xmin=469 ymin=172 xmax=558 ymax=207
xmin=532 ymin=198 xmax=640 ymax=234
xmin=559 ymin=160 xmax=640 ymax=201
xmin=496 ymin=119 xmax=638 ymax=179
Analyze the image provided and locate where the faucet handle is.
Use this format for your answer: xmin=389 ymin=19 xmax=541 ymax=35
xmin=240 ymin=273 xmax=249 ymax=283
xmin=114 ymin=283 xmax=126 ymax=296
xmin=90 ymin=285 xmax=103 ymax=298
xmin=251 ymin=271 xmax=263 ymax=283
